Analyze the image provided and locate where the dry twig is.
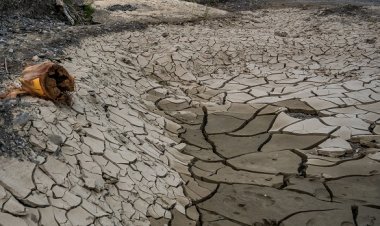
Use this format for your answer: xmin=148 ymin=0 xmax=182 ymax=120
xmin=4 ymin=58 xmax=8 ymax=74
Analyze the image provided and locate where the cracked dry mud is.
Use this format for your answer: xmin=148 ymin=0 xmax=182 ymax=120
xmin=1 ymin=2 xmax=380 ymax=226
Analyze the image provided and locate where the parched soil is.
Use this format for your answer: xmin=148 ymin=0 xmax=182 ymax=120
xmin=0 ymin=0 xmax=58 ymax=17
xmin=185 ymin=0 xmax=380 ymax=11
xmin=0 ymin=0 xmax=379 ymax=226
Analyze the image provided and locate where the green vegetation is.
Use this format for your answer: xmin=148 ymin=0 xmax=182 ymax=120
xmin=83 ymin=4 xmax=95 ymax=19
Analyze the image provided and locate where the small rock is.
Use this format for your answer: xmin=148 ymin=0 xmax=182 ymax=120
xmin=274 ymin=31 xmax=288 ymax=37
xmin=13 ymin=112 xmax=30 ymax=127
xmin=32 ymin=55 xmax=40 ymax=61
xmin=365 ymin=37 xmax=376 ymax=44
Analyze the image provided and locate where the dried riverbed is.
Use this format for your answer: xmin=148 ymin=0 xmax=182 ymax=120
xmin=0 ymin=0 xmax=380 ymax=225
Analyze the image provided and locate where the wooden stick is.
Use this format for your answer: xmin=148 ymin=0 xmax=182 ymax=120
xmin=4 ymin=58 xmax=8 ymax=74
xmin=56 ymin=0 xmax=75 ymax=25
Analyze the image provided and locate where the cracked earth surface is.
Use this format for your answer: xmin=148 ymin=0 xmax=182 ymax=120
xmin=1 ymin=2 xmax=380 ymax=226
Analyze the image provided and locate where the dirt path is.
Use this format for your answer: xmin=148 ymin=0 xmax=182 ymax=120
xmin=0 ymin=1 xmax=380 ymax=226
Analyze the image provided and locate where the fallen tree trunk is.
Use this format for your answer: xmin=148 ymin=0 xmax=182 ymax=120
xmin=56 ymin=0 xmax=76 ymax=25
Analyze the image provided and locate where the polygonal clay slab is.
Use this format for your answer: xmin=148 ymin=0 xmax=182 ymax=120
xmin=261 ymin=134 xmax=327 ymax=152
xmin=327 ymin=175 xmax=380 ymax=205
xmin=282 ymin=206 xmax=380 ymax=226
xmin=228 ymin=150 xmax=301 ymax=174
xmin=229 ymin=115 xmax=276 ymax=136
xmin=198 ymin=184 xmax=342 ymax=225
xmin=191 ymin=161 xmax=283 ymax=187
xmin=205 ymin=114 xmax=245 ymax=134
xmin=209 ymin=133 xmax=270 ymax=158
xmin=307 ymin=157 xmax=380 ymax=179
xmin=0 ymin=157 xmax=35 ymax=199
